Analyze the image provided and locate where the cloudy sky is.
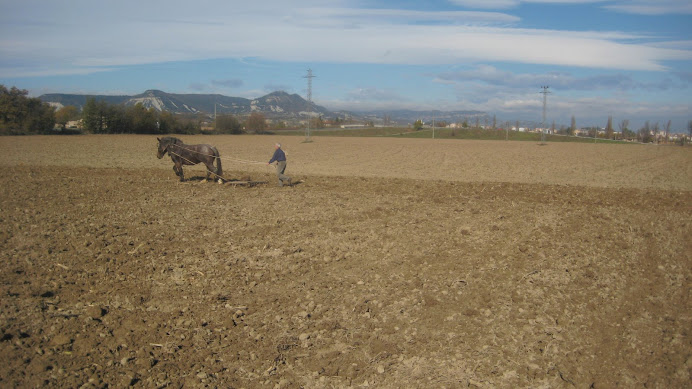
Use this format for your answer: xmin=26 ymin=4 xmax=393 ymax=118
xmin=1 ymin=0 xmax=690 ymax=130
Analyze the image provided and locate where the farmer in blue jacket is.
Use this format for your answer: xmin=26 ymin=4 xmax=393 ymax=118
xmin=268 ymin=143 xmax=292 ymax=187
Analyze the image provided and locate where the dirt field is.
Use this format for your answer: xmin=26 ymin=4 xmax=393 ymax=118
xmin=1 ymin=135 xmax=690 ymax=388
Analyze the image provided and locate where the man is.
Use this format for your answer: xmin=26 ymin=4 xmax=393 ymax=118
xmin=268 ymin=143 xmax=292 ymax=186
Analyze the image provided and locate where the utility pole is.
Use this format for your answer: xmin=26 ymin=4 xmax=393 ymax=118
xmin=540 ymin=86 xmax=550 ymax=144
xmin=303 ymin=69 xmax=316 ymax=142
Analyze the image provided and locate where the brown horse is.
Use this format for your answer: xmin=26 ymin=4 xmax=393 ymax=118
xmin=157 ymin=137 xmax=223 ymax=182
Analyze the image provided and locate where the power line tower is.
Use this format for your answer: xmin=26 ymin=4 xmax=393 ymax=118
xmin=303 ymin=69 xmax=316 ymax=142
xmin=540 ymin=86 xmax=551 ymax=144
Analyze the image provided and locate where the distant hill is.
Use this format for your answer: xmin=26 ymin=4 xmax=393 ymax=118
xmin=40 ymin=89 xmax=489 ymax=125
xmin=40 ymin=90 xmax=332 ymax=119
xmin=39 ymin=93 xmax=130 ymax=108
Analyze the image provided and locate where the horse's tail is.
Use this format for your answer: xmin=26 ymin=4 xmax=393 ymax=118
xmin=214 ymin=148 xmax=223 ymax=178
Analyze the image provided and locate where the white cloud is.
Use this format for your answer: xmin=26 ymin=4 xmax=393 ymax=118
xmin=1 ymin=1 xmax=690 ymax=78
xmin=346 ymin=87 xmax=410 ymax=102
xmin=604 ymin=0 xmax=692 ymax=15
xmin=448 ymin=0 xmax=603 ymax=10
xmin=448 ymin=0 xmax=521 ymax=9
xmin=436 ymin=65 xmax=645 ymax=91
xmin=212 ymin=79 xmax=244 ymax=88
xmin=449 ymin=0 xmax=692 ymax=15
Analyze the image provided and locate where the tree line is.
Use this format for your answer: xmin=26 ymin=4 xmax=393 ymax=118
xmin=0 ymin=85 xmax=56 ymax=134
xmin=79 ymin=97 xmax=270 ymax=134
xmin=557 ymin=115 xmax=691 ymax=144
xmin=3 ymin=84 xmax=692 ymax=141
xmin=0 ymin=84 xmax=278 ymax=135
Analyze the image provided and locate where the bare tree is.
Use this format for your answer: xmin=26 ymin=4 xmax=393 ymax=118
xmin=246 ymin=112 xmax=267 ymax=133
xmin=570 ymin=115 xmax=576 ymax=136
xmin=663 ymin=120 xmax=671 ymax=143
xmin=639 ymin=121 xmax=651 ymax=143
xmin=619 ymin=119 xmax=629 ymax=140
xmin=652 ymin=122 xmax=660 ymax=143
xmin=605 ymin=116 xmax=614 ymax=140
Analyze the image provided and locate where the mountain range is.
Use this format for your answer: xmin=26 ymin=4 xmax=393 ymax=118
xmin=39 ymin=89 xmax=487 ymax=125
xmin=40 ymin=90 xmax=331 ymax=118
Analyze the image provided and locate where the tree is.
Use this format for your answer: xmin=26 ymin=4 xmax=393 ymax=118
xmin=216 ymin=114 xmax=242 ymax=134
xmin=605 ymin=116 xmax=614 ymax=140
xmin=413 ymin=119 xmax=423 ymax=131
xmin=652 ymin=122 xmax=660 ymax=143
xmin=157 ymin=111 xmax=177 ymax=134
xmin=24 ymin=98 xmax=55 ymax=133
xmin=127 ymin=103 xmax=158 ymax=134
xmin=309 ymin=115 xmax=324 ymax=130
xmin=246 ymin=112 xmax=267 ymax=133
xmin=569 ymin=115 xmax=576 ymax=136
xmin=271 ymin=121 xmax=287 ymax=130
xmin=590 ymin=125 xmax=598 ymax=139
xmin=662 ymin=120 xmax=671 ymax=143
xmin=638 ymin=121 xmax=652 ymax=143
xmin=55 ymin=105 xmax=80 ymax=130
xmin=82 ymin=98 xmax=108 ymax=133
xmin=0 ymin=85 xmax=28 ymax=132
xmin=0 ymin=85 xmax=55 ymax=134
xmin=492 ymin=115 xmax=497 ymax=130
xmin=104 ymin=104 xmax=129 ymax=133
xmin=618 ymin=119 xmax=630 ymax=140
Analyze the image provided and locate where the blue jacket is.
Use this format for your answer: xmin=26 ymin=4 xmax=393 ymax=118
xmin=269 ymin=148 xmax=286 ymax=164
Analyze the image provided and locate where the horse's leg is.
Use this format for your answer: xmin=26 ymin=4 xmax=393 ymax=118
xmin=204 ymin=159 xmax=216 ymax=181
xmin=175 ymin=162 xmax=185 ymax=182
xmin=214 ymin=150 xmax=223 ymax=180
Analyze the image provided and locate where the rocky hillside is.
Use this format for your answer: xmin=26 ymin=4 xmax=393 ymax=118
xmin=40 ymin=90 xmax=332 ymax=119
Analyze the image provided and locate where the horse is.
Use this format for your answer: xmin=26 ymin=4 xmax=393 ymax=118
xmin=157 ymin=136 xmax=223 ymax=182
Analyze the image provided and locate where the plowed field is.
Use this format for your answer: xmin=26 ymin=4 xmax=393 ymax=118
xmin=1 ymin=135 xmax=690 ymax=388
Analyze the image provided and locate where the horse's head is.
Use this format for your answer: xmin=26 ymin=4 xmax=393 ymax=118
xmin=156 ymin=137 xmax=169 ymax=159
xmin=157 ymin=137 xmax=180 ymax=159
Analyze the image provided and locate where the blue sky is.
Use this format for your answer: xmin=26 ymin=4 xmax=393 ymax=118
xmin=1 ymin=0 xmax=691 ymax=130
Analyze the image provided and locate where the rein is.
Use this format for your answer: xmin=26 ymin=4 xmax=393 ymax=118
xmin=167 ymin=148 xmax=225 ymax=180
xmin=159 ymin=139 xmax=271 ymax=182
xmin=167 ymin=142 xmax=268 ymax=166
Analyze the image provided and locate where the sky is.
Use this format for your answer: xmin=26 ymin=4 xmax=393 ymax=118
xmin=1 ymin=0 xmax=691 ymax=131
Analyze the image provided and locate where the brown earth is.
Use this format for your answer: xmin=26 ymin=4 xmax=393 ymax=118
xmin=0 ymin=135 xmax=690 ymax=388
